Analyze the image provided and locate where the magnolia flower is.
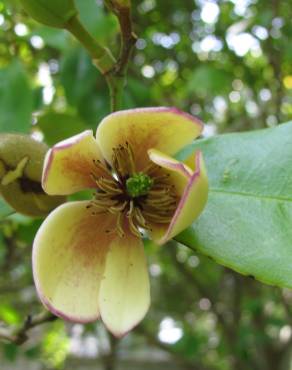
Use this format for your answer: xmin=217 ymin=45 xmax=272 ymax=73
xmin=33 ymin=108 xmax=208 ymax=337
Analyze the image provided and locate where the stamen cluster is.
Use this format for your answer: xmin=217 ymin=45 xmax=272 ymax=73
xmin=88 ymin=143 xmax=178 ymax=237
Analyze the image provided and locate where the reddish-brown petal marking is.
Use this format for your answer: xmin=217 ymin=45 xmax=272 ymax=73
xmin=33 ymin=201 xmax=116 ymax=323
xmin=43 ymin=130 xmax=108 ymax=196
xmin=96 ymin=107 xmax=203 ymax=171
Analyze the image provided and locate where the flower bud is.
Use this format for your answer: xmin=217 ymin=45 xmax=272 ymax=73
xmin=20 ymin=0 xmax=78 ymax=28
xmin=0 ymin=134 xmax=65 ymax=217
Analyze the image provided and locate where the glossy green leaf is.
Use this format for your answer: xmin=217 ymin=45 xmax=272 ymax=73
xmin=176 ymin=122 xmax=292 ymax=288
xmin=0 ymin=61 xmax=33 ymax=133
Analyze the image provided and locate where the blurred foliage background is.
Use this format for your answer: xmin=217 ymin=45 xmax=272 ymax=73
xmin=0 ymin=0 xmax=292 ymax=369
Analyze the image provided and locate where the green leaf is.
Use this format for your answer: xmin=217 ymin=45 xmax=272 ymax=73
xmin=60 ymin=47 xmax=100 ymax=106
xmin=186 ymin=65 xmax=232 ymax=96
xmin=33 ymin=26 xmax=70 ymax=51
xmin=3 ymin=343 xmax=19 ymax=362
xmin=0 ymin=198 xmax=14 ymax=219
xmin=0 ymin=61 xmax=33 ymax=133
xmin=176 ymin=122 xmax=292 ymax=288
xmin=75 ymin=0 xmax=118 ymax=42
xmin=37 ymin=112 xmax=88 ymax=145
xmin=60 ymin=47 xmax=110 ymax=126
xmin=0 ymin=304 xmax=21 ymax=325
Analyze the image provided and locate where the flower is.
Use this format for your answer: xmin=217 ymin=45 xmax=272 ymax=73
xmin=33 ymin=107 xmax=208 ymax=337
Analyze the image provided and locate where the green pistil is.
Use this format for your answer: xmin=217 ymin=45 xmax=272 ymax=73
xmin=126 ymin=173 xmax=153 ymax=198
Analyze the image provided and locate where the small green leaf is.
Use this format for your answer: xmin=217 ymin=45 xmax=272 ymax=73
xmin=176 ymin=122 xmax=292 ymax=288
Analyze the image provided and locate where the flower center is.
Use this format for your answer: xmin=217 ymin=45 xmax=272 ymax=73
xmin=88 ymin=143 xmax=178 ymax=238
xmin=126 ymin=173 xmax=153 ymax=198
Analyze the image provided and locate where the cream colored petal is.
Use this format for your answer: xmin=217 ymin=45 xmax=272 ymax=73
xmin=148 ymin=149 xmax=208 ymax=244
xmin=99 ymin=230 xmax=150 ymax=337
xmin=43 ymin=130 xmax=106 ymax=196
xmin=96 ymin=107 xmax=203 ymax=171
xmin=33 ymin=201 xmax=115 ymax=323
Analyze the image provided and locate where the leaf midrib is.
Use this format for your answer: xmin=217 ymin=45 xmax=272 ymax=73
xmin=210 ymin=188 xmax=292 ymax=203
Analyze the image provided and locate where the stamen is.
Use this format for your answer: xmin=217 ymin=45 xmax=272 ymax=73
xmin=92 ymin=159 xmax=112 ymax=177
xmin=116 ymin=212 xmax=125 ymax=237
xmin=112 ymin=143 xmax=136 ymax=179
xmin=143 ymin=163 xmax=161 ymax=175
xmin=109 ymin=201 xmax=128 ymax=213
xmin=96 ymin=177 xmax=123 ymax=194
xmin=88 ymin=143 xmax=179 ymax=237
xmin=133 ymin=207 xmax=148 ymax=228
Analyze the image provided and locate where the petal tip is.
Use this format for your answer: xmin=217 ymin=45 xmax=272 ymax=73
xmin=32 ymin=239 xmax=100 ymax=324
xmin=101 ymin=299 xmax=150 ymax=338
xmin=42 ymin=295 xmax=100 ymax=324
xmin=166 ymin=107 xmax=204 ymax=130
xmin=54 ymin=130 xmax=94 ymax=150
xmin=41 ymin=130 xmax=99 ymax=195
xmin=148 ymin=148 xmax=193 ymax=179
xmin=100 ymin=107 xmax=203 ymax=130
xmin=158 ymin=150 xmax=208 ymax=244
xmin=42 ymin=130 xmax=94 ymax=192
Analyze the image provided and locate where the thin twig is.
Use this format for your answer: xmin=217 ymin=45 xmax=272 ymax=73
xmin=0 ymin=311 xmax=56 ymax=345
xmin=115 ymin=6 xmax=137 ymax=76
xmin=104 ymin=0 xmax=137 ymax=111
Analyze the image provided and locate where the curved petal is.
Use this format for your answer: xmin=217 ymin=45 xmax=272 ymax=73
xmin=43 ymin=130 xmax=107 ymax=196
xmin=33 ymin=201 xmax=115 ymax=323
xmin=96 ymin=107 xmax=203 ymax=171
xmin=99 ymin=230 xmax=150 ymax=337
xmin=148 ymin=149 xmax=208 ymax=244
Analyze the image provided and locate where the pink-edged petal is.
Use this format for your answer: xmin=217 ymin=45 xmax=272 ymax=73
xmin=148 ymin=149 xmax=208 ymax=244
xmin=43 ymin=130 xmax=106 ymax=196
xmin=149 ymin=148 xmax=192 ymax=193
xmin=99 ymin=230 xmax=150 ymax=337
xmin=33 ymin=201 xmax=115 ymax=323
xmin=96 ymin=107 xmax=203 ymax=171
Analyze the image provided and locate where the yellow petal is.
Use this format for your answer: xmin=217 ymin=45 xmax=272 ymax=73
xmin=99 ymin=230 xmax=150 ymax=337
xmin=43 ymin=130 xmax=106 ymax=196
xmin=96 ymin=107 xmax=203 ymax=171
xmin=148 ymin=149 xmax=208 ymax=244
xmin=33 ymin=201 xmax=115 ymax=323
